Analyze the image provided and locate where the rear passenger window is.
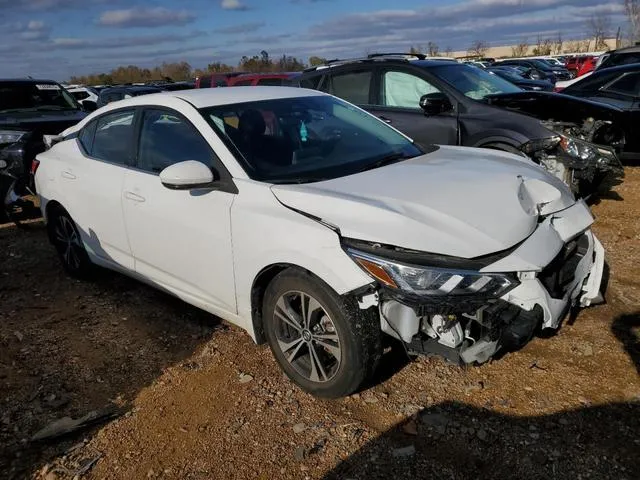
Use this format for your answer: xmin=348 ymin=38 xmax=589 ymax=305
xmin=78 ymin=121 xmax=96 ymax=155
xmin=92 ymin=110 xmax=135 ymax=165
xmin=299 ymin=76 xmax=323 ymax=90
xmin=328 ymin=71 xmax=371 ymax=105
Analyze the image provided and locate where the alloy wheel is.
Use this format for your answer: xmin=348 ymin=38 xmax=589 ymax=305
xmin=273 ymin=291 xmax=341 ymax=383
xmin=52 ymin=215 xmax=83 ymax=271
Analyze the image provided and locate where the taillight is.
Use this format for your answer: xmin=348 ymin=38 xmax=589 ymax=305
xmin=31 ymin=159 xmax=40 ymax=175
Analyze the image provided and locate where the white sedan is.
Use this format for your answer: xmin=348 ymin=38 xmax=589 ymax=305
xmin=35 ymin=87 xmax=604 ymax=398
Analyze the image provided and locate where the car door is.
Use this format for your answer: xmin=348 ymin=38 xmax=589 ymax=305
xmin=61 ymin=108 xmax=135 ymax=269
xmin=367 ymin=67 xmax=458 ymax=147
xmin=121 ymin=107 xmax=237 ymax=315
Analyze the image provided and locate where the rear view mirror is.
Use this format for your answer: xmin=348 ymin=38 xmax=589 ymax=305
xmin=159 ymin=160 xmax=216 ymax=190
xmin=82 ymin=100 xmax=97 ymax=112
xmin=419 ymin=92 xmax=452 ymax=116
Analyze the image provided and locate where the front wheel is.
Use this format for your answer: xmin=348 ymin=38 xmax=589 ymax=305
xmin=47 ymin=207 xmax=93 ymax=278
xmin=263 ymin=270 xmax=381 ymax=398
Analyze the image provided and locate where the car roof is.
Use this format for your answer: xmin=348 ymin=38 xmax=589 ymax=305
xmin=0 ymin=78 xmax=59 ymax=84
xmin=233 ymin=72 xmax=302 ymax=79
xmin=91 ymin=86 xmax=324 ymax=110
xmin=596 ymin=62 xmax=640 ymax=74
xmin=609 ymin=45 xmax=640 ymax=54
xmin=303 ymin=54 xmax=459 ymax=73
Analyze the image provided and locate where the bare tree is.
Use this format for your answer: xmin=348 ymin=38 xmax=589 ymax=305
xmin=511 ymin=38 xmax=529 ymax=57
xmin=468 ymin=40 xmax=489 ymax=57
xmin=624 ymin=0 xmax=640 ymax=43
xmin=444 ymin=45 xmax=453 ymax=57
xmin=588 ymin=14 xmax=612 ymax=50
xmin=427 ymin=41 xmax=440 ymax=56
xmin=553 ymin=31 xmax=564 ymax=54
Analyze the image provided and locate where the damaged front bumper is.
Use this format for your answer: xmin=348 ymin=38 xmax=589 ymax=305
xmin=355 ymin=200 xmax=605 ymax=365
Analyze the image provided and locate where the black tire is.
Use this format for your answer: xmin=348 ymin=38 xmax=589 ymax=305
xmin=47 ymin=207 xmax=93 ymax=278
xmin=263 ymin=269 xmax=381 ymax=398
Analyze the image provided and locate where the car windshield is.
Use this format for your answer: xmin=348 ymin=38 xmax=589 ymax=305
xmin=431 ymin=64 xmax=522 ymax=100
xmin=199 ymin=95 xmax=425 ymax=183
xmin=529 ymin=60 xmax=554 ymax=71
xmin=491 ymin=70 xmax=522 ymax=82
xmin=0 ymin=82 xmax=80 ymax=113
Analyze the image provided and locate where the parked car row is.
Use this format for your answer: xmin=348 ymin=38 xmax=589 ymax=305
xmin=1 ymin=49 xmax=636 ymax=397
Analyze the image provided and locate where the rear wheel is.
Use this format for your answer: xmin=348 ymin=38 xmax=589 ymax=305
xmin=47 ymin=207 xmax=93 ymax=278
xmin=263 ymin=269 xmax=381 ymax=398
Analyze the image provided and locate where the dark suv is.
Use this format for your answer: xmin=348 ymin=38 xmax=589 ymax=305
xmin=494 ymin=59 xmax=572 ymax=82
xmin=296 ymin=54 xmax=624 ymax=194
xmin=0 ymin=79 xmax=87 ymax=217
xmin=598 ymin=45 xmax=640 ymax=70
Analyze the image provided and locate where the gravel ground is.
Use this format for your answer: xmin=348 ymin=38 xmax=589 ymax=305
xmin=1 ymin=169 xmax=638 ymax=480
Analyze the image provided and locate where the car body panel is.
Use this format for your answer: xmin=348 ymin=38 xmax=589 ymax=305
xmin=270 ymin=146 xmax=573 ymax=258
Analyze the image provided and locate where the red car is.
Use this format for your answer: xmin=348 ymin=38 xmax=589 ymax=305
xmin=228 ymin=72 xmax=302 ymax=87
xmin=195 ymin=72 xmax=246 ymax=88
xmin=565 ymin=55 xmax=594 ymax=76
xmin=576 ymin=57 xmax=597 ymax=77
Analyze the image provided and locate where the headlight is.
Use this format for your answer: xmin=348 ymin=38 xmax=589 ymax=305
xmin=0 ymin=130 xmax=28 ymax=145
xmin=520 ymin=136 xmax=561 ymax=155
xmin=558 ymin=135 xmax=617 ymax=167
xmin=347 ymin=249 xmax=517 ymax=298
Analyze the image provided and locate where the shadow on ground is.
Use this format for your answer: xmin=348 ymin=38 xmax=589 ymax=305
xmin=323 ymin=311 xmax=640 ymax=480
xmin=0 ymin=224 xmax=222 ymax=479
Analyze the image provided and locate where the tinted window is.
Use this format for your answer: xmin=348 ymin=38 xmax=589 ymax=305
xmin=199 ymin=95 xmax=424 ymax=183
xmin=138 ymin=109 xmax=212 ymax=173
xmin=199 ymin=76 xmax=212 ymax=88
xmin=380 ymin=71 xmax=440 ymax=108
xmin=299 ymin=75 xmax=323 ymax=90
xmin=71 ymin=91 xmax=90 ymax=101
xmin=606 ymin=53 xmax=640 ymax=68
xmin=603 ymin=72 xmax=640 ymax=96
xmin=0 ymin=82 xmax=79 ymax=113
xmin=257 ymin=78 xmax=285 ymax=86
xmin=92 ymin=110 xmax=135 ymax=164
xmin=328 ymin=71 xmax=371 ymax=104
xmin=78 ymin=121 xmax=96 ymax=154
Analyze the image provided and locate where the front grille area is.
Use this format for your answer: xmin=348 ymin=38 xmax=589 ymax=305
xmin=538 ymin=233 xmax=589 ymax=299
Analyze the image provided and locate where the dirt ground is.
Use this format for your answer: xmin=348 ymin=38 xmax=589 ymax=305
xmin=1 ymin=170 xmax=639 ymax=480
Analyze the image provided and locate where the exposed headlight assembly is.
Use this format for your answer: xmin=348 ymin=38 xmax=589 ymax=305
xmin=0 ymin=130 xmax=28 ymax=145
xmin=347 ymin=249 xmax=518 ymax=298
xmin=558 ymin=135 xmax=618 ymax=169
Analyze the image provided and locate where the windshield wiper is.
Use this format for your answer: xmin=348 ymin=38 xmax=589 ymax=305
xmin=357 ymin=152 xmax=410 ymax=173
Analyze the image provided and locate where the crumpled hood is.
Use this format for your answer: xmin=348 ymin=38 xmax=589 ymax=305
xmin=271 ymin=146 xmax=575 ymax=258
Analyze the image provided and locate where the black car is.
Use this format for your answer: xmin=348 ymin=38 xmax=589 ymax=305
xmin=561 ymin=63 xmax=640 ymax=162
xmin=487 ymin=67 xmax=554 ymax=91
xmin=0 ymin=79 xmax=87 ymax=220
xmin=495 ymin=59 xmax=572 ymax=82
xmin=297 ymin=54 xmax=624 ymax=194
xmin=598 ymin=46 xmax=640 ymax=70
xmin=97 ymin=85 xmax=163 ymax=108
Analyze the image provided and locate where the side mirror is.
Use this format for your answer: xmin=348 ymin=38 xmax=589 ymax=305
xmin=159 ymin=160 xmax=216 ymax=190
xmin=419 ymin=92 xmax=452 ymax=116
xmin=82 ymin=100 xmax=97 ymax=112
xmin=0 ymin=160 xmax=7 ymax=169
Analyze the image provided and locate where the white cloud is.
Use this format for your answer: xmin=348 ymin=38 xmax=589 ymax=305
xmin=221 ymin=0 xmax=248 ymax=11
xmin=98 ymin=7 xmax=195 ymax=28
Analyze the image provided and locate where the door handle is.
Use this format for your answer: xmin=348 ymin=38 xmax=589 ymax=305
xmin=124 ymin=191 xmax=146 ymax=203
xmin=378 ymin=116 xmax=392 ymax=124
xmin=61 ymin=170 xmax=76 ymax=180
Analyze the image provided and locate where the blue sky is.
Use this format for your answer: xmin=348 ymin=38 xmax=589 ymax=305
xmin=0 ymin=0 xmax=626 ymax=80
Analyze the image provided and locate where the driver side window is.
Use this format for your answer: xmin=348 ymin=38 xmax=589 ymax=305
xmin=137 ymin=109 xmax=213 ymax=173
xmin=381 ymin=71 xmax=440 ymax=109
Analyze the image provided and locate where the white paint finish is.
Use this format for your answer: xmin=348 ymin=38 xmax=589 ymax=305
xmin=159 ymin=160 xmax=213 ymax=188
xmin=501 ymin=230 xmax=602 ymax=329
xmin=122 ymin=168 xmax=237 ymax=315
xmin=230 ymin=179 xmax=373 ymax=335
xmin=35 ymin=88 xmax=604 ymax=344
xmin=271 ymin=146 xmax=574 ymax=258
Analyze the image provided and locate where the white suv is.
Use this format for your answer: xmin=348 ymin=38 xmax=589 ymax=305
xmin=35 ymin=87 xmax=604 ymax=398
